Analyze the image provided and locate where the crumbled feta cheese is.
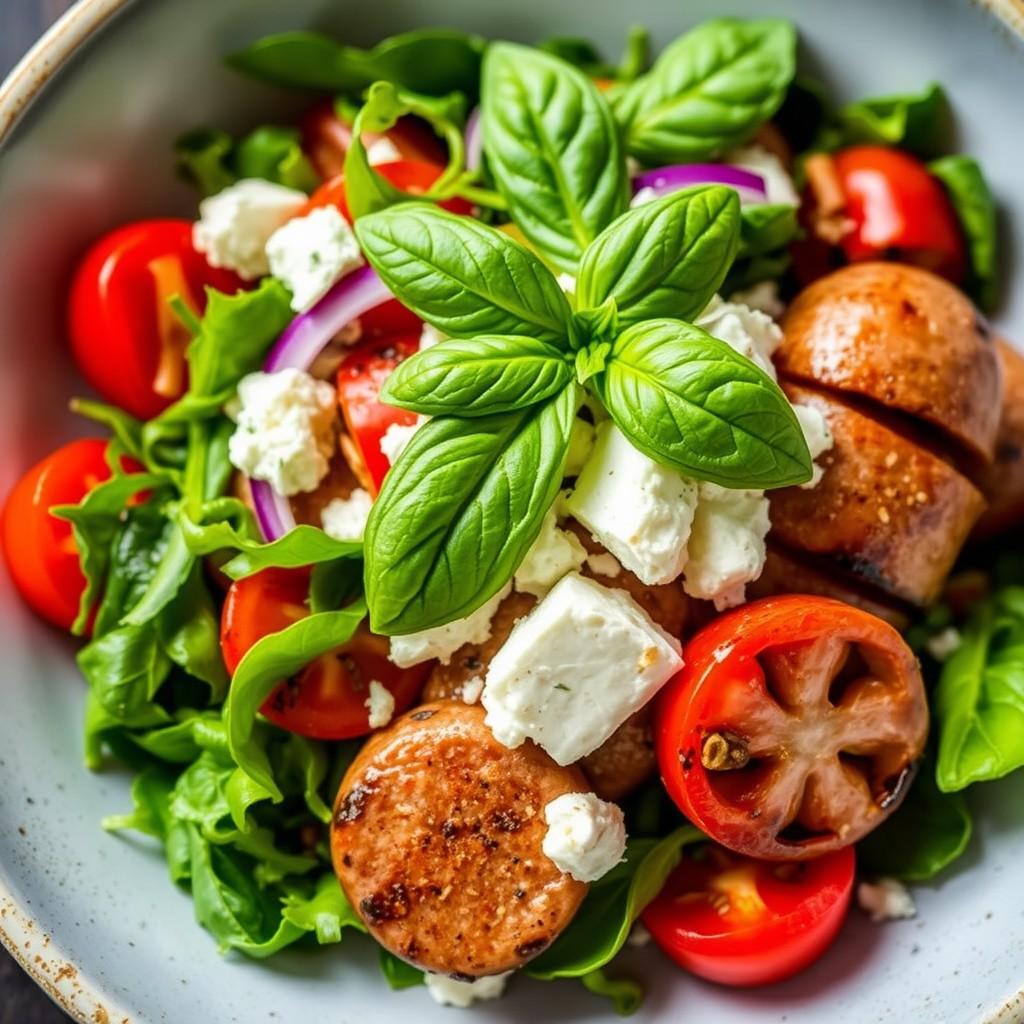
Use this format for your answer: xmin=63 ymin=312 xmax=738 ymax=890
xmin=321 ymin=487 xmax=373 ymax=541
xmin=390 ymin=583 xmax=512 ymax=668
xmin=514 ymin=509 xmax=587 ymax=598
xmin=725 ymin=144 xmax=801 ymax=207
xmin=696 ymin=295 xmax=783 ymax=380
xmin=419 ymin=323 xmax=448 ymax=350
xmin=857 ymin=878 xmax=917 ymax=923
xmin=365 ymin=136 xmax=403 ymax=165
xmin=193 ymin=179 xmax=305 ymax=280
xmin=228 ymin=369 xmax=336 ymax=496
xmin=542 ymin=792 xmax=627 ymax=882
xmin=566 ymin=422 xmax=698 ymax=586
xmin=425 ymin=971 xmax=510 ymax=1008
xmin=626 ymin=922 xmax=652 ymax=948
xmin=266 ymin=206 xmax=364 ymax=313
xmin=364 ymin=680 xmax=395 ymax=729
xmin=729 ymin=281 xmax=785 ymax=320
xmin=683 ymin=483 xmax=771 ymax=609
xmin=379 ymin=420 xmax=422 ymax=466
xmin=586 ymin=551 xmax=622 ymax=578
xmin=482 ymin=573 xmax=683 ymax=765
xmin=926 ymin=627 xmax=963 ymax=662
xmin=793 ymin=404 xmax=835 ymax=489
xmin=460 ymin=675 xmax=485 ymax=704
xmin=565 ymin=417 xmax=596 ymax=477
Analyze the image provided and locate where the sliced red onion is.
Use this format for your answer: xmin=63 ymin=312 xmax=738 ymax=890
xmin=248 ymin=264 xmax=395 ymax=541
xmin=465 ymin=106 xmax=482 ymax=172
xmin=631 ymin=164 xmax=767 ymax=204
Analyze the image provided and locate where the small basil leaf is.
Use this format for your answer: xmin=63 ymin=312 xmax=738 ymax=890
xmin=929 ymin=155 xmax=999 ymax=311
xmin=575 ymin=343 xmax=612 ymax=386
xmin=577 ymin=186 xmax=741 ymax=328
xmin=738 ymin=203 xmax=799 ymax=258
xmin=596 ymin=319 xmax=811 ymax=488
xmin=355 ymin=204 xmax=572 ymax=345
xmin=482 ymin=42 xmax=628 ymax=271
xmin=837 ymin=82 xmax=947 ymax=156
xmin=616 ymin=19 xmax=796 ymax=164
xmin=365 ymin=387 xmax=577 ymax=634
xmin=571 ymin=297 xmax=619 ymax=349
xmin=381 ymin=336 xmax=574 ymax=417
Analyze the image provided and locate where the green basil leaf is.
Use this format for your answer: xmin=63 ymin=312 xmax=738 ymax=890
xmin=596 ymin=319 xmax=811 ymax=488
xmin=837 ymin=82 xmax=947 ymax=156
xmin=539 ymin=27 xmax=650 ymax=84
xmin=366 ymin=386 xmax=577 ymax=634
xmin=224 ymin=601 xmax=367 ymax=803
xmin=581 ymin=969 xmax=644 ymax=1016
xmin=483 ymin=42 xmax=628 ymax=271
xmin=616 ymin=19 xmax=796 ymax=164
xmin=528 ymin=825 xmax=702 ymax=979
xmin=739 ymin=202 xmax=799 ymax=258
xmin=936 ymin=587 xmax=1024 ymax=792
xmin=576 ymin=186 xmax=741 ymax=328
xmin=722 ymin=248 xmax=791 ymax=296
xmin=226 ymin=29 xmax=486 ymax=98
xmin=379 ymin=948 xmax=425 ymax=990
xmin=929 ymin=155 xmax=999 ymax=311
xmin=355 ymin=204 xmax=572 ymax=345
xmin=381 ymin=336 xmax=574 ymax=416
xmin=282 ymin=873 xmax=366 ymax=944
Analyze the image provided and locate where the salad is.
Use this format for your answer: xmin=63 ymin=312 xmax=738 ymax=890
xmin=1 ymin=14 xmax=1020 ymax=1014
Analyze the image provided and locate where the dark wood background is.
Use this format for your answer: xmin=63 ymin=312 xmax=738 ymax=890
xmin=2 ymin=0 xmax=76 ymax=1014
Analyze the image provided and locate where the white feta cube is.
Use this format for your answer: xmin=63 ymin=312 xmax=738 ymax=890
xmin=565 ymin=422 xmax=698 ymax=586
xmin=482 ymin=573 xmax=683 ymax=765
xmin=364 ymin=679 xmax=395 ymax=730
xmin=365 ymin=136 xmax=403 ymax=165
xmin=542 ymin=792 xmax=627 ymax=882
xmin=193 ymin=179 xmax=305 ymax=280
xmin=320 ymin=487 xmax=373 ymax=541
xmin=266 ymin=205 xmax=364 ymax=313
xmin=857 ymin=878 xmax=917 ymax=923
xmin=728 ymin=281 xmax=785 ymax=320
xmin=696 ymin=295 xmax=782 ymax=380
xmin=585 ymin=551 xmax=622 ymax=578
xmin=425 ymin=971 xmax=510 ymax=1008
xmin=793 ymin=403 xmax=834 ymax=489
xmin=725 ymin=144 xmax=801 ymax=207
xmin=379 ymin=418 xmax=425 ymax=467
xmin=514 ymin=508 xmax=587 ymax=599
xmin=418 ymin=323 xmax=448 ymax=350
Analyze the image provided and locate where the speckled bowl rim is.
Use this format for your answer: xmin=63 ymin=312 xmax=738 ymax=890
xmin=3 ymin=0 xmax=1024 ymax=1021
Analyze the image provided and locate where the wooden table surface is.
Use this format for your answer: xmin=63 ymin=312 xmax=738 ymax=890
xmin=1 ymin=2 xmax=76 ymax=1015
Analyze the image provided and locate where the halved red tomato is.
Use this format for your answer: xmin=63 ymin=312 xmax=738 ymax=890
xmin=69 ymin=220 xmax=245 ymax=419
xmin=220 ymin=567 xmax=429 ymax=739
xmin=642 ymin=842 xmax=855 ymax=986
xmin=655 ymin=595 xmax=928 ymax=860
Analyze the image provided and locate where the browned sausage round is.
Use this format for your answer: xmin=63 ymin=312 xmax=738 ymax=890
xmin=289 ymin=450 xmax=361 ymax=527
xmin=776 ymin=262 xmax=1002 ymax=461
xmin=331 ymin=701 xmax=588 ymax=978
xmin=974 ymin=339 xmax=1024 ymax=539
xmin=769 ymin=383 xmax=985 ymax=607
xmin=579 ymin=707 xmax=656 ymax=802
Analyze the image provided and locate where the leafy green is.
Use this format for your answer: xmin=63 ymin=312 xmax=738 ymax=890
xmin=378 ymin=949 xmax=425 ymax=989
xmin=929 ymin=155 xmax=999 ymax=311
xmin=836 ymin=83 xmax=947 ymax=156
xmin=365 ymin=389 xmax=576 ymax=634
xmin=282 ymin=873 xmax=366 ymax=943
xmin=226 ymin=29 xmax=486 ymax=98
xmin=738 ymin=203 xmax=800 ymax=257
xmin=581 ymin=969 xmax=644 ymax=1017
xmin=615 ymin=19 xmax=796 ymax=165
xmin=482 ymin=43 xmax=628 ymax=271
xmin=596 ymin=319 xmax=811 ymax=488
xmin=935 ymin=587 xmax=1024 ymax=792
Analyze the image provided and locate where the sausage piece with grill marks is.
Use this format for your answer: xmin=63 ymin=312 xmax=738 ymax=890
xmin=331 ymin=702 xmax=588 ymax=978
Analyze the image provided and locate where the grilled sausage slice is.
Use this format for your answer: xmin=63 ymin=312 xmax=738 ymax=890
xmin=579 ymin=707 xmax=657 ymax=802
xmin=776 ymin=262 xmax=1002 ymax=461
xmin=769 ymin=383 xmax=986 ymax=607
xmin=331 ymin=702 xmax=588 ymax=978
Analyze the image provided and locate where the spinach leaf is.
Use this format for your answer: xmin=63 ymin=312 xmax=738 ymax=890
xmin=528 ymin=825 xmax=702 ymax=978
xmin=124 ymin=710 xmax=221 ymax=764
xmin=482 ymin=43 xmax=628 ymax=271
xmin=596 ymin=319 xmax=811 ymax=488
xmin=581 ymin=969 xmax=644 ymax=1016
xmin=78 ymin=624 xmax=172 ymax=721
xmin=837 ymin=83 xmax=947 ymax=156
xmin=929 ymin=155 xmax=999 ymax=311
xmin=102 ymin=764 xmax=178 ymax=840
xmin=378 ymin=949 xmax=425 ymax=989
xmin=365 ymin=388 xmax=577 ymax=634
xmin=615 ymin=19 xmax=796 ymax=165
xmin=381 ymin=336 xmax=574 ymax=416
xmin=282 ymin=872 xmax=366 ymax=944
xmin=355 ymin=204 xmax=572 ymax=345
xmin=226 ymin=29 xmax=486 ymax=99
xmin=935 ymin=587 xmax=1024 ymax=792
xmin=576 ymin=186 xmax=741 ymax=329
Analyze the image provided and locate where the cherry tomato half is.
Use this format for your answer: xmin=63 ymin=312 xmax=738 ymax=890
xmin=655 ymin=595 xmax=928 ymax=860
xmin=833 ymin=146 xmax=966 ymax=283
xmin=220 ymin=568 xmax=429 ymax=739
xmin=642 ymin=842 xmax=855 ymax=987
xmin=336 ymin=333 xmax=422 ymax=494
xmin=299 ymin=99 xmax=446 ymax=180
xmin=69 ymin=219 xmax=244 ymax=420
xmin=2 ymin=439 xmax=141 ymax=630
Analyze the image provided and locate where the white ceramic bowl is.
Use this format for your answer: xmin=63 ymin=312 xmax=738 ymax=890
xmin=2 ymin=1 xmax=1024 ymax=1021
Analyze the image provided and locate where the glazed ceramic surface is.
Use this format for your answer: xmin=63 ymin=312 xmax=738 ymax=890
xmin=1 ymin=0 xmax=1024 ymax=1021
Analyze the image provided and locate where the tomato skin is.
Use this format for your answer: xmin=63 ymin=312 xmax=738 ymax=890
xmin=642 ymin=843 xmax=855 ymax=987
xmin=655 ymin=595 xmax=928 ymax=860
xmin=2 ymin=439 xmax=135 ymax=630
xmin=220 ymin=568 xmax=428 ymax=739
xmin=336 ymin=334 xmax=422 ymax=494
xmin=833 ymin=146 xmax=966 ymax=283
xmin=69 ymin=220 xmax=244 ymax=419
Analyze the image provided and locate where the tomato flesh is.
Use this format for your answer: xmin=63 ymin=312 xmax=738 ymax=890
xmin=655 ymin=595 xmax=928 ymax=860
xmin=220 ymin=568 xmax=428 ymax=739
xmin=643 ymin=842 xmax=855 ymax=986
